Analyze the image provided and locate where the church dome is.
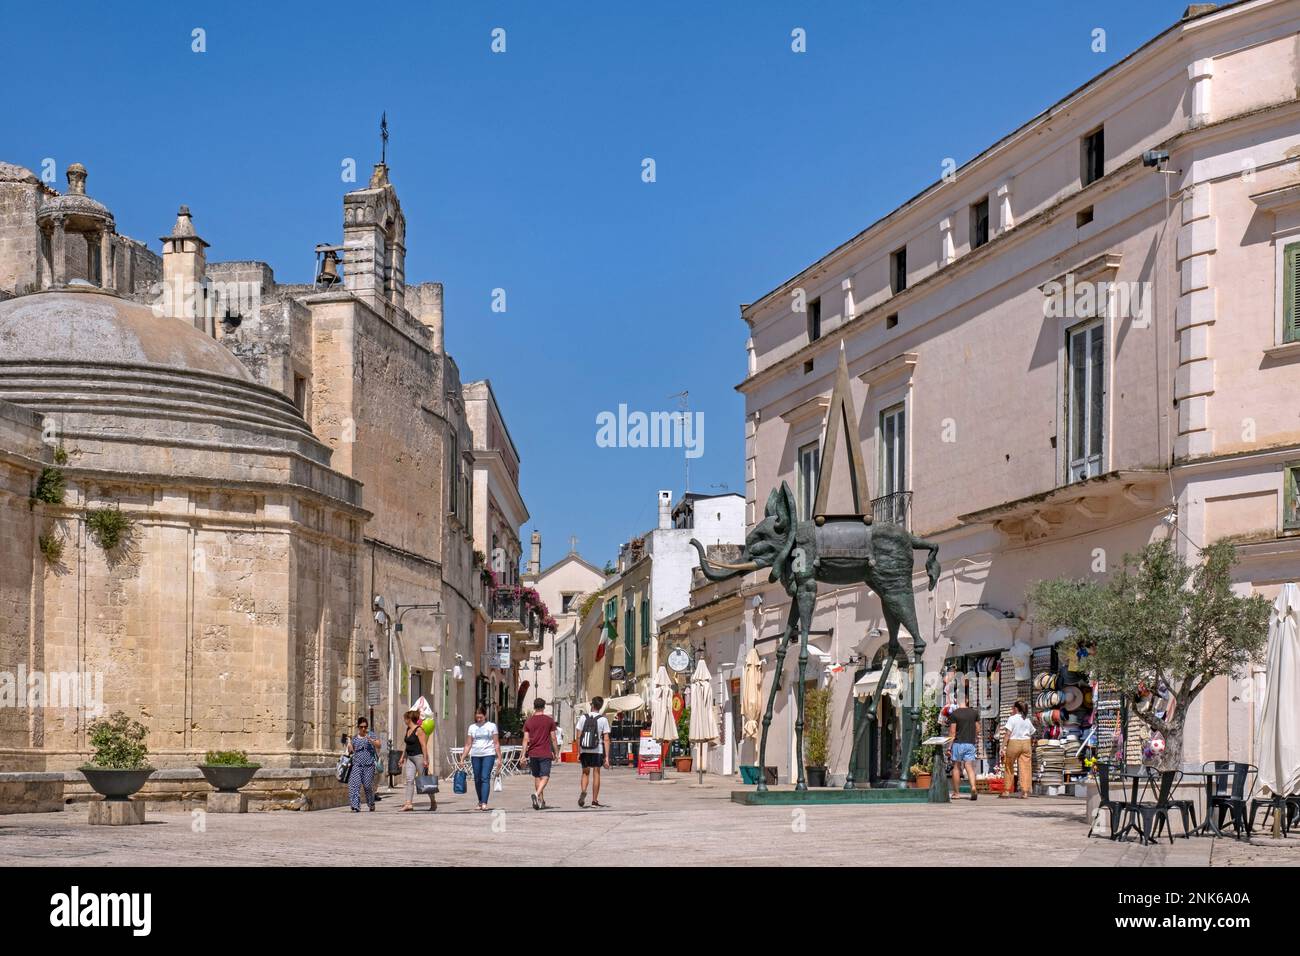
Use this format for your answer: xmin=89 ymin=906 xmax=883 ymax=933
xmin=0 ymin=161 xmax=41 ymax=185
xmin=0 ymin=285 xmax=253 ymax=380
xmin=0 ymin=284 xmax=345 ymax=490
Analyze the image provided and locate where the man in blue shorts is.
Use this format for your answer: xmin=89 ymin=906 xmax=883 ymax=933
xmin=946 ymin=704 xmax=980 ymax=801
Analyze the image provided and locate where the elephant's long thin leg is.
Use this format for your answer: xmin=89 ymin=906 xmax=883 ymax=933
xmin=756 ymin=599 xmax=798 ymax=792
xmin=793 ymin=581 xmax=815 ymax=791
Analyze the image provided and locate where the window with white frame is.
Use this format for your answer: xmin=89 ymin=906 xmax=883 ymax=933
xmin=797 ymin=440 xmax=820 ymax=520
xmin=1066 ymin=319 xmax=1104 ymax=481
xmin=880 ymin=403 xmax=907 ymax=496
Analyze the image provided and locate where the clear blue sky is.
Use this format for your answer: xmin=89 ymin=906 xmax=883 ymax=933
xmin=6 ymin=1 xmax=1189 ymax=569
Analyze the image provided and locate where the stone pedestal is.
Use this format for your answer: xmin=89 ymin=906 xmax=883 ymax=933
xmin=88 ymin=799 xmax=146 ymax=826
xmin=207 ymin=791 xmax=248 ymax=813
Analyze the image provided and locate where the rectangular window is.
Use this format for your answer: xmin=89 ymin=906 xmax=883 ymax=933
xmin=1284 ymin=241 xmax=1300 ymax=344
xmin=797 ymin=440 xmax=820 ymax=520
xmin=880 ymin=404 xmax=907 ymax=495
xmin=293 ymin=374 xmax=307 ymax=412
xmin=1081 ymin=127 xmax=1104 ymax=186
xmin=1286 ymin=465 xmax=1300 ymax=530
xmin=890 ymin=246 xmax=907 ymax=294
xmin=561 ymin=593 xmax=575 ymax=614
xmin=640 ymin=597 xmax=650 ymax=648
xmin=1067 ymin=320 xmax=1105 ymax=482
xmin=808 ymin=297 xmax=822 ymax=342
xmin=970 ymin=198 xmax=989 ymax=249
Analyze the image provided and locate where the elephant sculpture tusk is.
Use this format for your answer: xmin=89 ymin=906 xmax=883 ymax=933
xmin=707 ymin=559 xmax=759 ymax=572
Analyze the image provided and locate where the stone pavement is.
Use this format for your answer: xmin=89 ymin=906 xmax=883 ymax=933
xmin=0 ymin=764 xmax=1293 ymax=866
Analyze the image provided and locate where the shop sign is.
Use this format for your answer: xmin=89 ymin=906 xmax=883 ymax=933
xmin=667 ymin=646 xmax=690 ymax=673
xmin=637 ymin=730 xmax=662 ymax=777
xmin=609 ymin=666 xmax=626 ymax=682
xmin=671 ymin=691 xmax=684 ymax=721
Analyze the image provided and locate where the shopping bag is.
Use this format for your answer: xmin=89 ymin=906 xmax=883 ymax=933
xmin=415 ymin=774 xmax=439 ymax=795
xmin=453 ymin=769 xmax=467 ymax=794
xmin=493 ymin=773 xmax=503 ymax=793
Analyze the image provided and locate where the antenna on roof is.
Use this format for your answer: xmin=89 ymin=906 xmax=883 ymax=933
xmin=380 ymin=111 xmax=389 ymax=165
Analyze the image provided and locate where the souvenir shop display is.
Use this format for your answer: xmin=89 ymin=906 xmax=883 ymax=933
xmin=941 ymin=639 xmax=1105 ymax=791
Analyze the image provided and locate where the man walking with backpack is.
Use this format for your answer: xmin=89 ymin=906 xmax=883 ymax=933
xmin=576 ymin=696 xmax=611 ymax=808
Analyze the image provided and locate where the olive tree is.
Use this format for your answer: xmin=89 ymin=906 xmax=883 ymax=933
xmin=1028 ymin=538 xmax=1269 ymax=770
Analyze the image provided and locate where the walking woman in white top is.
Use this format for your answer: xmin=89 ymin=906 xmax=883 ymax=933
xmin=464 ymin=707 xmax=501 ymax=811
xmin=1001 ymin=701 xmax=1035 ymax=799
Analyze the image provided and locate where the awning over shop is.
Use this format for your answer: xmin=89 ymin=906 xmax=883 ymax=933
xmin=604 ymin=694 xmax=644 ymax=713
xmin=852 ymin=669 xmax=902 ymax=700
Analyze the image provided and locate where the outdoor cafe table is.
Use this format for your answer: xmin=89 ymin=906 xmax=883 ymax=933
xmin=1112 ymin=766 xmax=1225 ymax=840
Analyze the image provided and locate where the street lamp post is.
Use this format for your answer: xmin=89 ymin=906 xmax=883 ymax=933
xmin=377 ymin=601 xmax=443 ymax=784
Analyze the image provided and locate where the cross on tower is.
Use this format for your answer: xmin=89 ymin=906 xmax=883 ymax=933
xmin=568 ymin=535 xmax=578 ymax=554
xmin=380 ymin=112 xmax=389 ymax=165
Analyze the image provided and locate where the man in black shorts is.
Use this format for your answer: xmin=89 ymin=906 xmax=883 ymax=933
xmin=576 ymin=696 xmax=611 ymax=807
xmin=521 ymin=697 xmax=559 ymax=810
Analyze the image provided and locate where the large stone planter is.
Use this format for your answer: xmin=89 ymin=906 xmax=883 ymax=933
xmin=198 ymin=765 xmax=260 ymax=793
xmin=80 ymin=767 xmax=154 ymax=801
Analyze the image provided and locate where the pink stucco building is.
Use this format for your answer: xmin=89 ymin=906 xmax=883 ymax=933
xmin=735 ymin=0 xmax=1300 ymax=784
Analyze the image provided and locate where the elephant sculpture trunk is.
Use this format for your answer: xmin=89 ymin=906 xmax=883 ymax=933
xmin=690 ymin=538 xmax=757 ymax=581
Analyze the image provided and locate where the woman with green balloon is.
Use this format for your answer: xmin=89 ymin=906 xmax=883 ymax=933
xmin=399 ymin=707 xmax=435 ymax=811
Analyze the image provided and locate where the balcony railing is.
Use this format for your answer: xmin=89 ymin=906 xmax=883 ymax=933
xmin=490 ymin=589 xmax=527 ymax=626
xmin=871 ymin=491 xmax=912 ymax=530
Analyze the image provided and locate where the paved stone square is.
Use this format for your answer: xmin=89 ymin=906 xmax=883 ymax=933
xmin=3 ymin=764 xmax=1297 ymax=866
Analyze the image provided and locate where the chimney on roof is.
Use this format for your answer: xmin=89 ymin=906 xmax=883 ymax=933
xmin=160 ymin=205 xmax=209 ymax=331
xmin=658 ymin=490 xmax=672 ymax=530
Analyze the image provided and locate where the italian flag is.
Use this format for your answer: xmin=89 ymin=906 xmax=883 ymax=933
xmin=595 ymin=599 xmax=617 ymax=661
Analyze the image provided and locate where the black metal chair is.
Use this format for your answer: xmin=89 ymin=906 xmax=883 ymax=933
xmin=1248 ymin=791 xmax=1299 ymax=838
xmin=1088 ymin=763 xmax=1131 ymax=840
xmin=1133 ymin=769 xmax=1189 ymax=845
xmin=1204 ymin=761 xmax=1255 ymax=840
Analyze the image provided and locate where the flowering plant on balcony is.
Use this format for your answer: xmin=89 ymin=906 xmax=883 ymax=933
xmin=481 ymin=567 xmax=497 ymax=589
xmin=520 ymin=587 xmax=542 ymax=609
xmin=543 ymin=614 xmax=558 ymax=634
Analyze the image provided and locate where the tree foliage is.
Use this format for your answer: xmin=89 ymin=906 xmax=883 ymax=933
xmin=1028 ymin=538 xmax=1269 ymax=768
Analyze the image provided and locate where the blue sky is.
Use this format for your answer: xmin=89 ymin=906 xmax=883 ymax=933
xmin=6 ymin=1 xmax=1189 ymax=569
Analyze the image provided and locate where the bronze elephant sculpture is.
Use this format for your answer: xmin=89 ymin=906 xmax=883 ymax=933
xmin=690 ymin=481 xmax=940 ymax=791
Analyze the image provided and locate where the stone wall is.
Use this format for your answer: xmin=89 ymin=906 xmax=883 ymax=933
xmin=0 ymin=401 xmax=43 ymax=771
xmin=0 ymin=179 xmax=42 ymax=295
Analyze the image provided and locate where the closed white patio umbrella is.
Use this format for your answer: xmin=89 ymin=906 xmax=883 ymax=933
xmin=689 ymin=659 xmax=718 ymax=783
xmin=741 ymin=647 xmax=762 ymax=741
xmin=1256 ymin=584 xmax=1300 ymax=817
xmin=651 ymin=666 xmax=676 ymax=741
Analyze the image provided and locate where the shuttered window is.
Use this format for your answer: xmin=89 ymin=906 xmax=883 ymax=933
xmin=640 ymin=597 xmax=650 ymax=648
xmin=624 ymin=600 xmax=635 ymax=672
xmin=1285 ymin=242 xmax=1300 ymax=344
xmin=1285 ymin=465 xmax=1300 ymax=530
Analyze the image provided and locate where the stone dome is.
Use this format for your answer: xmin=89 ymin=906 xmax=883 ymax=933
xmin=0 ymin=161 xmax=40 ymax=185
xmin=0 ymin=285 xmax=253 ymax=380
xmin=0 ymin=285 xmax=352 ymax=494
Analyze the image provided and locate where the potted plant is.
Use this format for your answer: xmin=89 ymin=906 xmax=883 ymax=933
xmin=198 ymin=750 xmax=261 ymax=792
xmin=804 ymin=687 xmax=831 ymax=786
xmin=908 ymin=694 xmax=941 ymax=786
xmin=81 ymin=711 xmax=154 ymax=800
xmin=674 ymin=706 xmax=693 ymax=772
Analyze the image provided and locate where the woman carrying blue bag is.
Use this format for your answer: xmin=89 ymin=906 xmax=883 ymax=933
xmin=464 ymin=707 xmax=500 ymax=811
